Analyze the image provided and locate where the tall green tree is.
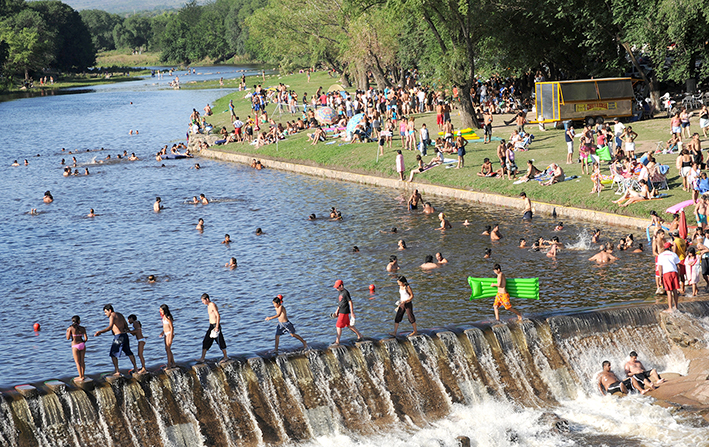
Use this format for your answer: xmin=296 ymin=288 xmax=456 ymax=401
xmin=80 ymin=9 xmax=122 ymax=51
xmin=28 ymin=0 xmax=95 ymax=71
xmin=0 ymin=8 xmax=54 ymax=79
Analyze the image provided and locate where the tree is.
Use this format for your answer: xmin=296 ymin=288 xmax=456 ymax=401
xmin=0 ymin=8 xmax=54 ymax=79
xmin=80 ymin=9 xmax=122 ymax=51
xmin=398 ymin=0 xmax=497 ymax=128
xmin=28 ymin=1 xmax=95 ymax=71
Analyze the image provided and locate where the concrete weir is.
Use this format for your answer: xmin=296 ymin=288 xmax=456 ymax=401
xmin=199 ymin=147 xmax=649 ymax=229
xmin=2 ymin=302 xmax=709 ymax=446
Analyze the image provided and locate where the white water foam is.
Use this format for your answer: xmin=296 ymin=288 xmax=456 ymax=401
xmin=294 ymin=392 xmax=709 ymax=447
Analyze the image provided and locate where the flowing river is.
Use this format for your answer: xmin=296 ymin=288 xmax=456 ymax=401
xmin=0 ymin=67 xmax=707 ymax=446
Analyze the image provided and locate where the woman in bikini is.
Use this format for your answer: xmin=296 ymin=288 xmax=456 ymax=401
xmin=66 ymin=316 xmax=87 ymax=381
xmin=159 ymin=304 xmax=176 ymax=368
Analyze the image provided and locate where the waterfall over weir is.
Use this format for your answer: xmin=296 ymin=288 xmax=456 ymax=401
xmin=2 ymin=302 xmax=708 ymax=447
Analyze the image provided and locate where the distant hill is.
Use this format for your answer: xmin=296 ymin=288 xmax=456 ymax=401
xmin=27 ymin=0 xmax=190 ymax=14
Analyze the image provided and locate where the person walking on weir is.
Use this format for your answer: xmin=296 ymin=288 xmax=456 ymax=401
xmin=94 ymin=304 xmax=139 ymax=376
xmin=196 ymin=293 xmax=229 ymax=363
xmin=332 ymin=280 xmax=363 ymax=345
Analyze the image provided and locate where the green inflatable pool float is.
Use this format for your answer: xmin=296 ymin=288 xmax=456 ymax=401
xmin=468 ymin=277 xmax=540 ymax=300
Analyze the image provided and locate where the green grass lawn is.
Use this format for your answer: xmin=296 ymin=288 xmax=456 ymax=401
xmin=95 ymin=50 xmax=162 ymax=68
xmin=201 ymin=70 xmax=696 ymax=222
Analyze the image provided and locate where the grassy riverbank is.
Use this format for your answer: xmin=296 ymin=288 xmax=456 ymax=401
xmin=202 ymin=70 xmax=695 ymax=222
xmin=95 ymin=50 xmax=162 ymax=67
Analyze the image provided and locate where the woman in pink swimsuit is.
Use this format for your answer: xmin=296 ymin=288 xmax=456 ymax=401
xmin=66 ymin=315 xmax=87 ymax=381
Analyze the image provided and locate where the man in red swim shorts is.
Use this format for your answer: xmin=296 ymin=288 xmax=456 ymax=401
xmin=656 ymin=241 xmax=680 ymax=311
xmin=332 ymin=279 xmax=363 ymax=345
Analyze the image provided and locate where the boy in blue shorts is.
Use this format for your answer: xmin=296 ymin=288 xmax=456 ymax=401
xmin=265 ymin=295 xmax=308 ymax=353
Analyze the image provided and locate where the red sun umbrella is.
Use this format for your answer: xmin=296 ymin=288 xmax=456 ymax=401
xmin=679 ymin=209 xmax=688 ymax=240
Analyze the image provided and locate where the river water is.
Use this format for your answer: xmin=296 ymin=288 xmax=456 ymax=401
xmin=3 ymin=66 xmax=704 ymax=446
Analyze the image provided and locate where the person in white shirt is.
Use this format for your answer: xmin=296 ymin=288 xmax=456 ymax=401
xmin=613 ymin=118 xmax=626 ymax=151
xmin=656 ymin=241 xmax=680 ymax=311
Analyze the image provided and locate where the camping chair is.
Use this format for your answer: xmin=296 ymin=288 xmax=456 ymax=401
xmin=649 ymin=165 xmax=669 ymax=191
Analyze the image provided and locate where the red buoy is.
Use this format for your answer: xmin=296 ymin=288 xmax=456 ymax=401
xmin=369 ymin=284 xmax=375 ymax=292
xmin=33 ymin=323 xmax=41 ymax=331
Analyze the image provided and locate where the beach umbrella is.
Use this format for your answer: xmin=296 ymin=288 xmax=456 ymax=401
xmin=315 ymin=107 xmax=336 ymax=124
xmin=679 ymin=209 xmax=688 ymax=240
xmin=346 ymin=113 xmax=365 ymax=135
xmin=328 ymin=84 xmax=344 ymax=92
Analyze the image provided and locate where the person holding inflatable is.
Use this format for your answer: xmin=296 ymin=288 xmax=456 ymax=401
xmin=491 ymin=264 xmax=523 ymax=322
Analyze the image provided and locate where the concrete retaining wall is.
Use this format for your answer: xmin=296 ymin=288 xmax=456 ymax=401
xmin=200 ymin=148 xmax=649 ymax=229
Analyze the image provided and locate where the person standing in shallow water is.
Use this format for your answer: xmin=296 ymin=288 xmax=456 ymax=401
xmin=393 ymin=275 xmax=418 ymax=337
xmin=66 ymin=315 xmax=87 ymax=381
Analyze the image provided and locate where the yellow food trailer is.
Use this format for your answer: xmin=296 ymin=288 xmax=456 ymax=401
xmin=534 ymin=77 xmax=635 ymax=125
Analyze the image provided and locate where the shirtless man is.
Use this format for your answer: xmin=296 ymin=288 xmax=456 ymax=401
xmin=589 ymin=243 xmax=618 ymax=263
xmin=491 ymin=264 xmax=523 ymax=321
xmin=408 ymin=189 xmax=422 ymax=210
xmin=490 ymin=224 xmax=503 ymax=241
xmin=199 ymin=193 xmax=209 ymax=205
xmin=153 ymin=197 xmax=163 ymax=212
xmin=422 ymin=202 xmax=436 ymax=214
xmin=443 ymin=119 xmax=454 ymax=144
xmin=420 ymin=255 xmax=439 ymax=270
xmin=624 ymin=351 xmax=665 ymax=393
xmin=435 ymin=252 xmax=448 ymax=264
xmin=94 ymin=305 xmax=138 ymax=376
xmin=520 ymin=192 xmax=533 ymax=220
xmin=542 ymin=163 xmax=565 ymax=186
xmin=386 ymin=255 xmax=399 ymax=272
xmin=196 ymin=293 xmax=229 ymax=363
xmin=597 ymin=361 xmax=630 ymax=395
xmin=127 ymin=314 xmax=147 ymax=373
xmin=483 ymin=110 xmax=493 ymax=144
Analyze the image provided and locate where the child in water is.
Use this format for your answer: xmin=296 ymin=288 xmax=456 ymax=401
xmin=264 ymin=295 xmax=308 ymax=353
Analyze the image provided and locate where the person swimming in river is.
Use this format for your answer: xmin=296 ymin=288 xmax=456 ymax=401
xmin=490 ymin=224 xmax=502 ymax=240
xmin=222 ymin=234 xmax=231 ymax=244
xmin=196 ymin=218 xmax=204 ymax=231
xmin=199 ymin=194 xmax=209 ymax=204
xmin=436 ymin=212 xmax=452 ymax=230
xmin=420 ymin=255 xmax=439 ymax=270
xmin=387 ymin=255 xmax=399 ymax=272
xmin=43 ymin=191 xmax=53 ymax=203
xmin=225 ymin=257 xmax=237 ymax=269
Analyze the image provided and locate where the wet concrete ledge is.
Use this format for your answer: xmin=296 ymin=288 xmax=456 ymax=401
xmin=200 ymin=148 xmax=648 ymax=229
